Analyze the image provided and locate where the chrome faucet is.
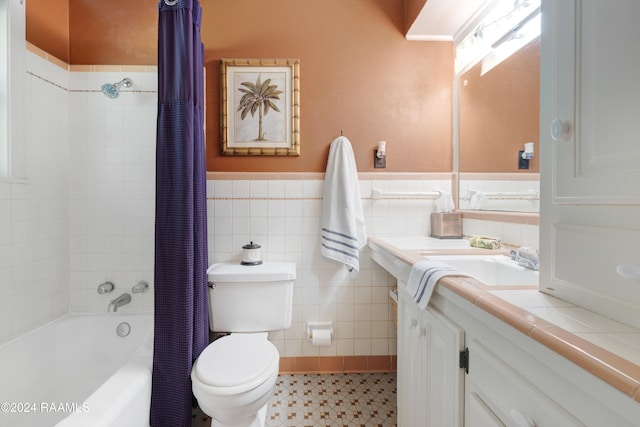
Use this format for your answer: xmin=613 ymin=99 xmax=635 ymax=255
xmin=510 ymin=248 xmax=539 ymax=271
xmin=108 ymin=293 xmax=132 ymax=312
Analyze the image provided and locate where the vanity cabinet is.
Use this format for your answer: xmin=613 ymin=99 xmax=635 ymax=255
xmin=397 ymin=284 xmax=464 ymax=427
xmin=394 ymin=283 xmax=638 ymax=427
xmin=397 ymin=286 xmax=581 ymax=427
xmin=540 ymin=0 xmax=640 ymax=328
xmin=397 ymin=287 xmax=581 ymax=427
xmin=464 ymin=339 xmax=582 ymax=427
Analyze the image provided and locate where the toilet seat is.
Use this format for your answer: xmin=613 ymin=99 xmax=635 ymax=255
xmin=194 ymin=334 xmax=279 ymax=396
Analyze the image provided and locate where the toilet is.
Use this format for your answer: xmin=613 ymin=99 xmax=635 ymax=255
xmin=192 ymin=262 xmax=296 ymax=427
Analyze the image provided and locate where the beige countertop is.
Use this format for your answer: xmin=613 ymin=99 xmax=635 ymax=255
xmin=368 ymin=236 xmax=640 ymax=404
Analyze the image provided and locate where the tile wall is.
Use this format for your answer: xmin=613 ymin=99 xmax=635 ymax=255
xmin=458 ymin=173 xmax=540 ymax=213
xmin=206 ymin=172 xmax=453 ymax=358
xmin=66 ymin=65 xmax=157 ymax=313
xmin=0 ymin=50 xmax=70 ymax=344
xmin=1 ymin=46 xmax=540 ymax=354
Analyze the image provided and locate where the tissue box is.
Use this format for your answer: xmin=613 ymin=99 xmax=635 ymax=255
xmin=430 ymin=213 xmax=462 ymax=239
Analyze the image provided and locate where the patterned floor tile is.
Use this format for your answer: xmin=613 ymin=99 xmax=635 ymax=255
xmin=192 ymin=372 xmax=396 ymax=427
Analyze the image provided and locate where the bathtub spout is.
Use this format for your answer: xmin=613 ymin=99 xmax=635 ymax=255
xmin=108 ymin=293 xmax=132 ymax=312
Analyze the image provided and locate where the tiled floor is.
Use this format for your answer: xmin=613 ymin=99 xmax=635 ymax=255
xmin=192 ymin=372 xmax=397 ymax=427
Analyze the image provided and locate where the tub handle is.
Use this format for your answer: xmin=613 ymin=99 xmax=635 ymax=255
xmin=132 ymin=280 xmax=149 ymax=294
xmin=97 ymin=281 xmax=115 ymax=294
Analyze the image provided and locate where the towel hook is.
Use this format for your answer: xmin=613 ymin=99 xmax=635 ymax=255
xmin=340 ymin=130 xmax=343 ymax=136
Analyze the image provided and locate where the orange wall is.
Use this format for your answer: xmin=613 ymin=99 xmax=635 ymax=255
xmin=26 ymin=0 xmax=454 ymax=173
xmin=458 ymin=37 xmax=540 ymax=173
xmin=26 ymin=0 xmax=70 ymax=63
xmin=460 ymin=38 xmax=540 ymax=173
xmin=68 ymin=0 xmax=158 ymax=66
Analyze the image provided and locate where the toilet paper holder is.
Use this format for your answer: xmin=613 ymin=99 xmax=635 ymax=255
xmin=306 ymin=321 xmax=333 ymax=342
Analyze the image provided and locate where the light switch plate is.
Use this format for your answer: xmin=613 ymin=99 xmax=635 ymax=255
xmin=374 ymin=150 xmax=386 ymax=168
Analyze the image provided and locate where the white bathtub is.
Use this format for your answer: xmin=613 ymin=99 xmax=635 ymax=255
xmin=0 ymin=313 xmax=153 ymax=427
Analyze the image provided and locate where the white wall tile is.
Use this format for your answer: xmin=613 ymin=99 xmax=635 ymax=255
xmin=6 ymin=50 xmax=536 ymax=355
xmin=0 ymin=52 xmax=71 ymax=343
xmin=64 ymin=67 xmax=156 ymax=315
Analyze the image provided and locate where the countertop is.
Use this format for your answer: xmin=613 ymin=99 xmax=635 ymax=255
xmin=368 ymin=236 xmax=640 ymax=404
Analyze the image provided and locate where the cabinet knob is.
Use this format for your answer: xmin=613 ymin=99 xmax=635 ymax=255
xmin=550 ymin=119 xmax=570 ymax=141
xmin=419 ymin=326 xmax=427 ymax=336
xmin=510 ymin=409 xmax=536 ymax=427
xmin=410 ymin=318 xmax=418 ymax=328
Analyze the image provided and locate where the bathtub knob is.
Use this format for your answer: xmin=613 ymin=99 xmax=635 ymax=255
xmin=132 ymin=280 xmax=149 ymax=294
xmin=97 ymin=281 xmax=115 ymax=294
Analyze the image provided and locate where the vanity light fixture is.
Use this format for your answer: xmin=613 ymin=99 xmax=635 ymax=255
xmin=455 ymin=0 xmax=541 ymax=74
xmin=491 ymin=6 xmax=541 ymax=49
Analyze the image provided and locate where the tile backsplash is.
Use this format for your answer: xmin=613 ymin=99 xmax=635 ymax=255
xmin=206 ymin=172 xmax=453 ymax=357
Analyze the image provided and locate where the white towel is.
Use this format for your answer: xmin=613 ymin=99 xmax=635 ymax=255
xmin=321 ymin=136 xmax=367 ymax=272
xmin=407 ymin=260 xmax=467 ymax=310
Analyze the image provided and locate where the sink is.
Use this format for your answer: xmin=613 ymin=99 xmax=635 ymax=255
xmin=426 ymin=255 xmax=539 ymax=286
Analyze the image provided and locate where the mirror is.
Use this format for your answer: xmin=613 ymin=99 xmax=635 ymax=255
xmin=456 ymin=36 xmax=540 ymax=212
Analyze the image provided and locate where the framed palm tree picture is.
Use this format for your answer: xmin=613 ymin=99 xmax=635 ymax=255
xmin=220 ymin=58 xmax=300 ymax=156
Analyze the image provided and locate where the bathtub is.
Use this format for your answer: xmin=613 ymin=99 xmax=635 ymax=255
xmin=0 ymin=313 xmax=153 ymax=427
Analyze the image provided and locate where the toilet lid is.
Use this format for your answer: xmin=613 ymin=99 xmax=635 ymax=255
xmin=195 ymin=334 xmax=279 ymax=388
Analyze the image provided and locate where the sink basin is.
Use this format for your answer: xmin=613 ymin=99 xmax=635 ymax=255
xmin=426 ymin=255 xmax=539 ymax=286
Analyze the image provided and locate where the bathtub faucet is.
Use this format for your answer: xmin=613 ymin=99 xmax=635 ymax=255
xmin=108 ymin=293 xmax=132 ymax=313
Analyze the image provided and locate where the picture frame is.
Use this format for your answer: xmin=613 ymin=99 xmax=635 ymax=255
xmin=220 ymin=58 xmax=300 ymax=156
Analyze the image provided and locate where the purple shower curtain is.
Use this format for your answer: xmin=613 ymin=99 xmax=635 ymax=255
xmin=151 ymin=0 xmax=208 ymax=425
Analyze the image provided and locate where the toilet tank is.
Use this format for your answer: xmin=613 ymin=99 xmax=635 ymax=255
xmin=206 ymin=262 xmax=296 ymax=333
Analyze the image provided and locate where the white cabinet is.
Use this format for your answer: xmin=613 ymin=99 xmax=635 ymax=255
xmin=397 ymin=285 xmax=584 ymax=427
xmin=540 ymin=0 xmax=640 ymax=329
xmin=545 ymin=0 xmax=640 ymax=204
xmin=465 ymin=387 xmax=504 ymax=427
xmin=465 ymin=339 xmax=583 ymax=427
xmin=397 ymin=285 xmax=464 ymax=427
xmin=372 ymin=241 xmax=640 ymax=427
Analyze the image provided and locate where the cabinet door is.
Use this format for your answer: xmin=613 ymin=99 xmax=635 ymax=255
xmin=541 ymin=0 xmax=640 ymax=329
xmin=422 ymin=307 xmax=465 ymax=427
xmin=397 ymin=288 xmax=421 ymax=427
xmin=547 ymin=0 xmax=640 ymax=204
xmin=397 ymin=287 xmax=465 ymax=427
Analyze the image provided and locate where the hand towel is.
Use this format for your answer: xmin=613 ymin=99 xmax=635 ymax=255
xmin=407 ymin=260 xmax=467 ymax=310
xmin=469 ymin=236 xmax=502 ymax=249
xmin=321 ymin=136 xmax=367 ymax=272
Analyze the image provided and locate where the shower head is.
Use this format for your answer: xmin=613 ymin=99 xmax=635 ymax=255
xmin=101 ymin=78 xmax=133 ymax=99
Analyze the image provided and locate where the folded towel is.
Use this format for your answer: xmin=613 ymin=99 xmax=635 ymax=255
xmin=407 ymin=260 xmax=467 ymax=310
xmin=321 ymin=136 xmax=367 ymax=272
xmin=469 ymin=236 xmax=502 ymax=249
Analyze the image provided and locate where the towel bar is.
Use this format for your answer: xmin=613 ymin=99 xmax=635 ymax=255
xmin=371 ymin=188 xmax=444 ymax=199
